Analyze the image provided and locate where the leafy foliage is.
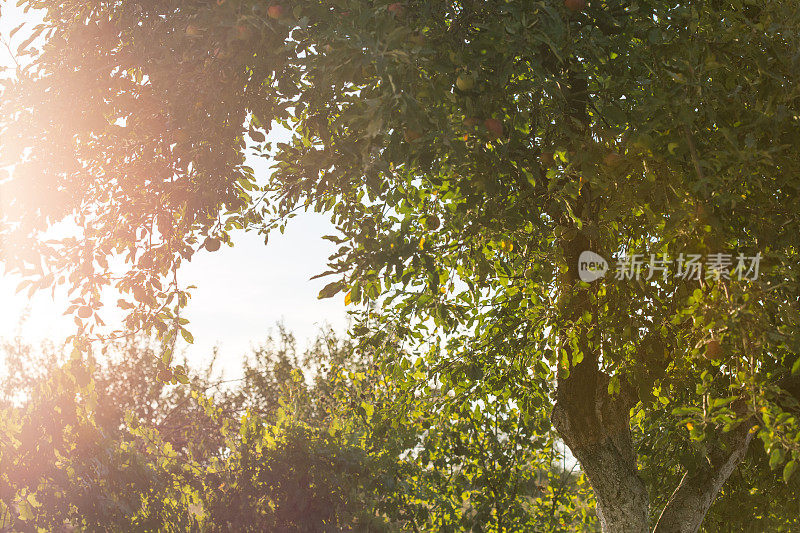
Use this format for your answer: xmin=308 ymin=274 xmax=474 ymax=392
xmin=0 ymin=329 xmax=594 ymax=531
xmin=2 ymin=0 xmax=800 ymax=528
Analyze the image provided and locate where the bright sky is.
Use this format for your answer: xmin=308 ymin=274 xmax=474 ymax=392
xmin=0 ymin=2 xmax=348 ymax=375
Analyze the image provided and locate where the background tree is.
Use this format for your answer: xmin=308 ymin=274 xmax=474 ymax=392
xmin=0 ymin=328 xmax=592 ymax=531
xmin=2 ymin=0 xmax=800 ymax=530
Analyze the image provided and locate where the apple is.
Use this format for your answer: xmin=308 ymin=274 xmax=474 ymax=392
xmin=426 ymin=215 xmax=441 ymax=231
xmin=484 ymin=118 xmax=504 ymax=139
xmin=388 ymin=3 xmax=405 ymax=17
xmin=78 ymin=306 xmax=93 ymax=319
xmin=564 ymin=0 xmax=586 ymax=12
xmin=132 ymin=286 xmax=147 ymax=303
xmin=185 ymin=24 xmax=203 ymax=37
xmin=540 ymin=151 xmax=555 ymax=167
xmin=204 ymin=237 xmax=221 ymax=251
xmin=456 ymin=72 xmax=476 ymax=91
xmin=404 ymin=128 xmax=422 ymax=142
xmin=705 ymin=339 xmax=722 ymax=360
xmin=603 ymin=152 xmax=623 ymax=167
xmin=268 ymin=4 xmax=286 ymax=19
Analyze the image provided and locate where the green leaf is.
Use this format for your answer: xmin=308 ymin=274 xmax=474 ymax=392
xmin=783 ymin=459 xmax=797 ymax=483
xmin=360 ymin=401 xmax=374 ymax=418
xmin=770 ymin=448 xmax=785 ymax=470
xmin=181 ymin=328 xmax=194 ymax=344
xmin=318 ymin=281 xmax=343 ymax=299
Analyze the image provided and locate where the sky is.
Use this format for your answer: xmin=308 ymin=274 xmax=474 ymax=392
xmin=0 ymin=2 xmax=349 ymax=375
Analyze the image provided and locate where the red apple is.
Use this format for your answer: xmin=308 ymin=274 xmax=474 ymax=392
xmin=388 ymin=3 xmax=405 ymax=17
xmin=404 ymin=128 xmax=422 ymax=142
xmin=484 ymin=118 xmax=504 ymax=139
xmin=603 ymin=152 xmax=623 ymax=167
xmin=705 ymin=339 xmax=722 ymax=360
xmin=564 ymin=0 xmax=586 ymax=12
xmin=268 ymin=4 xmax=286 ymax=19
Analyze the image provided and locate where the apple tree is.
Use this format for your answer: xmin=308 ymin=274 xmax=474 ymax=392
xmin=2 ymin=0 xmax=800 ymax=530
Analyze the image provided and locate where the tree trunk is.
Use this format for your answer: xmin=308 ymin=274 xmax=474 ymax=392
xmin=553 ymin=222 xmax=753 ymax=532
xmin=551 ymin=67 xmax=753 ymax=533
xmin=552 ymin=364 xmax=754 ymax=533
xmin=552 ymin=371 xmax=650 ymax=532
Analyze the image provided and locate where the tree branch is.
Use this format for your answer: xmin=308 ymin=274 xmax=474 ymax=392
xmin=653 ymin=412 xmax=755 ymax=533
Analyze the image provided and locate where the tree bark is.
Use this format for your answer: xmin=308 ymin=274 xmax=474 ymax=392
xmin=552 ymin=371 xmax=650 ymax=532
xmin=652 ymin=414 xmax=754 ymax=533
xmin=550 ymin=66 xmax=754 ymax=533
xmin=553 ymin=228 xmax=650 ymax=532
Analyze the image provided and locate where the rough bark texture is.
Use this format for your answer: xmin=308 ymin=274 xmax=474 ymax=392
xmin=653 ymin=414 xmax=755 ymax=533
xmin=550 ymin=70 xmax=753 ymax=533
xmin=552 ymin=373 xmax=649 ymax=532
xmin=553 ymin=227 xmax=650 ymax=532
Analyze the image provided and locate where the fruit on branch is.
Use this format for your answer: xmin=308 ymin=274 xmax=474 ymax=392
xmin=204 ymin=237 xmax=221 ymax=252
xmin=484 ymin=118 xmax=504 ymax=139
xmin=705 ymin=339 xmax=722 ymax=360
xmin=404 ymin=128 xmax=422 ymax=142
xmin=268 ymin=4 xmax=286 ymax=19
xmin=603 ymin=151 xmax=623 ymax=167
xmin=456 ymin=72 xmax=476 ymax=91
xmin=388 ymin=3 xmax=405 ymax=17
xmin=564 ymin=0 xmax=586 ymax=12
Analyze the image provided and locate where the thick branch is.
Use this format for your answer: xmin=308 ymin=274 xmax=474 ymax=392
xmin=552 ymin=227 xmax=649 ymax=532
xmin=653 ymin=415 xmax=755 ymax=533
xmin=553 ymin=370 xmax=649 ymax=533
